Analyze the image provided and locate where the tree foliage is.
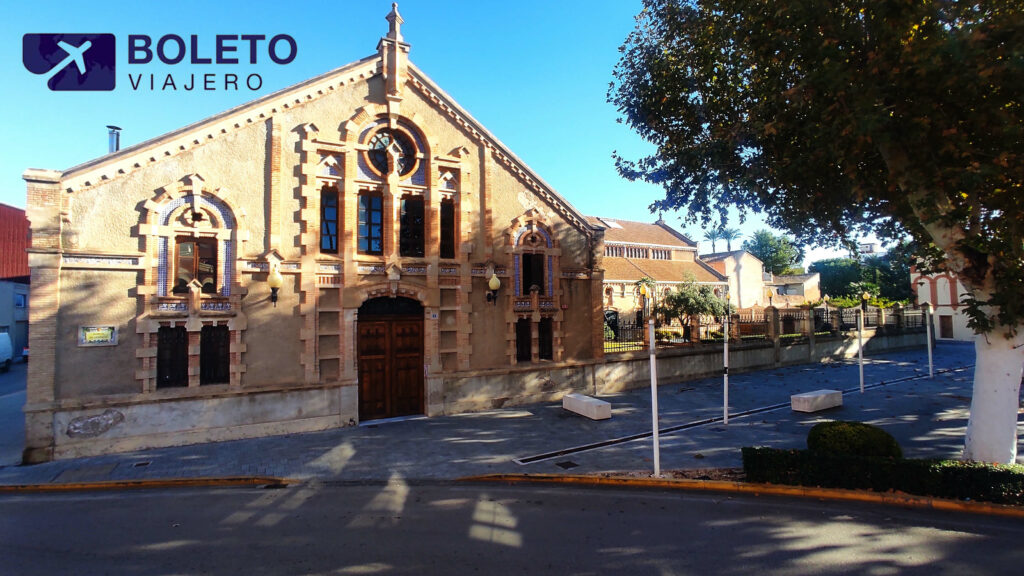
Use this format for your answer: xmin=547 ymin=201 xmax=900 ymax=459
xmin=743 ymin=229 xmax=804 ymax=275
xmin=609 ymin=0 xmax=1024 ymax=334
xmin=655 ymin=281 xmax=731 ymax=326
xmin=810 ymin=257 xmax=862 ymax=298
xmin=719 ymin=227 xmax=741 ymax=251
xmin=810 ymin=243 xmax=914 ymax=301
xmin=703 ymin=228 xmax=721 ymax=252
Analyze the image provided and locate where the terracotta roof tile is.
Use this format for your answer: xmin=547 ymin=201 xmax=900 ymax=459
xmin=602 ymin=257 xmax=725 ymax=284
xmin=587 ymin=216 xmax=696 ymax=247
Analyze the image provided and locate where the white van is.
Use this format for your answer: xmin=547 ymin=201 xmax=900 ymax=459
xmin=0 ymin=333 xmax=13 ymax=372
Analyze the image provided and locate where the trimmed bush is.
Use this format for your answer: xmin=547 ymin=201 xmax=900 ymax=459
xmin=807 ymin=421 xmax=902 ymax=459
xmin=741 ymin=447 xmax=1024 ymax=505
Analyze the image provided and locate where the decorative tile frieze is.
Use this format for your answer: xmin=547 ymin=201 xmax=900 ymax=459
xmin=358 ymin=264 xmax=386 ymax=274
xmin=62 ymin=254 xmax=142 ymax=269
xmin=200 ymin=301 xmax=232 ymax=311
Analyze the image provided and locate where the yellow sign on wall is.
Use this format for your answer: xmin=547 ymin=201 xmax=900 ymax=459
xmin=78 ymin=326 xmax=118 ymax=347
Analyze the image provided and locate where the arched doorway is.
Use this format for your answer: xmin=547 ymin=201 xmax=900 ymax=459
xmin=357 ymin=297 xmax=424 ymax=420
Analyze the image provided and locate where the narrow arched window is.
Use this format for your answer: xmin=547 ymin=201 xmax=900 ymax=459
xmin=399 ymin=194 xmax=425 ymax=257
xmin=320 ymin=185 xmax=339 ymax=253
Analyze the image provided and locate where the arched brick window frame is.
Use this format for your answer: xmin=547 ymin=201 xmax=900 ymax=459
xmin=136 ymin=174 xmax=247 ymax=392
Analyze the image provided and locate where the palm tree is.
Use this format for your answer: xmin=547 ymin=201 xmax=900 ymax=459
xmin=703 ymin=229 xmax=721 ymax=253
xmin=719 ymin=227 xmax=741 ymax=251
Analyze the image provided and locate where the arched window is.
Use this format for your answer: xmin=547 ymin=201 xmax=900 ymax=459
xmin=320 ymin=184 xmax=339 ymax=253
xmin=173 ymin=236 xmax=218 ymax=294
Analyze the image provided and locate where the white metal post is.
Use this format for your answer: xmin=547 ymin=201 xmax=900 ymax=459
xmin=858 ymin=307 xmax=865 ymax=393
xmin=925 ymin=303 xmax=934 ymax=378
xmin=648 ymin=319 xmax=661 ymax=477
xmin=723 ymin=314 xmax=729 ymax=424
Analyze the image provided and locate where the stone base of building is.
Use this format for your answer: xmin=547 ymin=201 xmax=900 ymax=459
xmin=25 ymin=384 xmax=358 ymax=462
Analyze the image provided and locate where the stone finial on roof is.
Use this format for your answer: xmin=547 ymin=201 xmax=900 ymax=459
xmin=380 ymin=3 xmax=409 ymax=103
xmin=386 ymin=3 xmax=404 ymax=42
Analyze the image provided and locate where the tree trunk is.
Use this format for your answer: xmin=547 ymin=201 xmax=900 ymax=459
xmin=962 ymin=328 xmax=1024 ymax=463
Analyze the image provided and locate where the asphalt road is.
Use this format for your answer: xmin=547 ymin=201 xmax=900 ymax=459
xmin=2 ymin=483 xmax=1021 ymax=575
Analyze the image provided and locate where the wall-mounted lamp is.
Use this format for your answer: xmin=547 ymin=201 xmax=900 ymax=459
xmin=485 ymin=273 xmax=501 ymax=304
xmin=268 ymin=264 xmax=283 ymax=307
xmin=486 ymin=273 xmax=501 ymax=304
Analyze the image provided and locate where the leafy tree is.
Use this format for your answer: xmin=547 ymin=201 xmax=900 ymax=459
xmin=655 ymin=281 xmax=731 ymax=329
xmin=810 ymin=258 xmax=862 ymax=298
xmin=779 ymin=266 xmax=806 ymax=276
xmin=872 ymin=241 xmax=915 ymax=302
xmin=609 ymin=0 xmax=1024 ymax=462
xmin=742 ymin=230 xmax=804 ymax=276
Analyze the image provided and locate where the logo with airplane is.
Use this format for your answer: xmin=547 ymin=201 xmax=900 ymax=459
xmin=22 ymin=33 xmax=116 ymax=91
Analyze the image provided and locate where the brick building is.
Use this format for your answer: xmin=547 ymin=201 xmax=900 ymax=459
xmin=22 ymin=7 xmax=607 ymax=462
xmin=592 ymin=216 xmax=726 ymax=322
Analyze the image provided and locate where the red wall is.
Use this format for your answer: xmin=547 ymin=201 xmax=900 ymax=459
xmin=0 ymin=203 xmax=29 ymax=280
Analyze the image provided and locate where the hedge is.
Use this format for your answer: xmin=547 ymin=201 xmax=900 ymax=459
xmin=742 ymin=447 xmax=1024 ymax=506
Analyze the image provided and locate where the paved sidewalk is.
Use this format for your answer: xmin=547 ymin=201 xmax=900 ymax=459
xmin=1 ymin=342 xmax=1015 ymax=487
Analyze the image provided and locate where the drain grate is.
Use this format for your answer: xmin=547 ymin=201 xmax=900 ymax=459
xmin=133 ymin=461 xmax=151 ymax=468
xmin=555 ymin=460 xmax=579 ymax=470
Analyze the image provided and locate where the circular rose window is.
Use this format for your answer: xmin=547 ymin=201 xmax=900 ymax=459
xmin=367 ymin=129 xmax=416 ymax=176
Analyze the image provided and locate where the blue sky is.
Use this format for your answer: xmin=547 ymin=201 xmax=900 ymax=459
xmin=1 ymin=0 xmax=850 ymax=263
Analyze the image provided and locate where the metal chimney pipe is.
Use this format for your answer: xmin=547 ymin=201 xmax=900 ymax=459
xmin=106 ymin=125 xmax=122 ymax=153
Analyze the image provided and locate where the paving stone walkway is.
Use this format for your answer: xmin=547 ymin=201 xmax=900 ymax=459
xmin=2 ymin=342 xmax=1016 ymax=486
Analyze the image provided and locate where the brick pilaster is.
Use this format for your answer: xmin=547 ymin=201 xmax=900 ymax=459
xmin=22 ymin=169 xmax=62 ymax=463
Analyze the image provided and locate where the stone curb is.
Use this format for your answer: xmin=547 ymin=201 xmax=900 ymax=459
xmin=460 ymin=474 xmax=1024 ymax=519
xmin=0 ymin=476 xmax=290 ymax=493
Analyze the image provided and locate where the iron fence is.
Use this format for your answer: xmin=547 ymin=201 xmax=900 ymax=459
xmin=604 ymin=319 xmax=646 ymax=353
xmin=903 ymin=309 xmax=925 ymax=330
xmin=736 ymin=311 xmax=769 ymax=340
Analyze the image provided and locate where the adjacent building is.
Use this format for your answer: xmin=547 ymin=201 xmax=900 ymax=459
xmin=701 ymin=250 xmax=765 ymax=309
xmin=0 ymin=203 xmax=29 ymax=363
xmin=591 ymin=217 xmax=726 ymax=322
xmin=22 ymin=8 xmax=607 ymax=462
xmin=765 ymin=272 xmax=822 ymax=307
xmin=911 ymin=267 xmax=972 ymax=341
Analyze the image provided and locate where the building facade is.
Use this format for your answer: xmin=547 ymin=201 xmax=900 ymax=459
xmin=701 ymin=250 xmax=765 ymax=309
xmin=593 ymin=217 xmax=726 ymax=322
xmin=911 ymin=267 xmax=972 ymax=341
xmin=0 ymin=203 xmax=29 ymax=363
xmin=22 ymin=8 xmax=606 ymax=462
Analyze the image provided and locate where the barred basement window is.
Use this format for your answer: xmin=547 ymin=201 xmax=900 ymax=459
xmin=156 ymin=326 xmax=188 ymax=388
xmin=538 ymin=317 xmax=553 ymax=360
xmin=399 ymin=195 xmax=425 ymax=257
xmin=320 ymin=185 xmax=339 ymax=253
xmin=358 ymin=191 xmax=384 ymax=255
xmin=515 ymin=318 xmax=532 ymax=362
xmin=440 ymin=197 xmax=456 ymax=259
xmin=200 ymin=325 xmax=230 ymax=385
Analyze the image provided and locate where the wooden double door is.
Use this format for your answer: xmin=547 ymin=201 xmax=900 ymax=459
xmin=357 ymin=300 xmax=424 ymax=421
